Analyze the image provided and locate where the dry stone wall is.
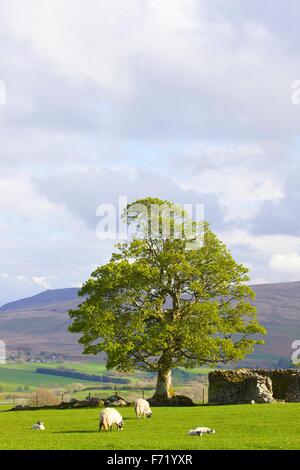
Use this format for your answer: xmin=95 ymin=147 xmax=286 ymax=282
xmin=208 ymin=369 xmax=300 ymax=404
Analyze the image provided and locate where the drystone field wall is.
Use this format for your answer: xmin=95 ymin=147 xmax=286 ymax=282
xmin=253 ymin=369 xmax=300 ymax=402
xmin=208 ymin=369 xmax=300 ymax=404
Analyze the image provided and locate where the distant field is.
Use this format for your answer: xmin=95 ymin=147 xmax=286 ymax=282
xmin=0 ymin=362 xmax=208 ymax=392
xmin=0 ymin=364 xmax=106 ymax=390
xmin=0 ymin=362 xmax=134 ymax=390
xmin=0 ymin=403 xmax=299 ymax=450
xmin=7 ymin=362 xmax=108 ymax=374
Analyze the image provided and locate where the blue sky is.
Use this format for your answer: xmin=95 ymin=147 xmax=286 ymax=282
xmin=1 ymin=0 xmax=300 ymax=305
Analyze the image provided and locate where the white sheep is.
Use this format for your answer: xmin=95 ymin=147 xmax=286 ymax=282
xmin=32 ymin=421 xmax=45 ymax=430
xmin=188 ymin=427 xmax=216 ymax=436
xmin=99 ymin=407 xmax=124 ymax=432
xmin=134 ymin=398 xmax=152 ymax=419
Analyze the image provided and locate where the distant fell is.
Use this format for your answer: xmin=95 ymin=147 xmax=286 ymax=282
xmin=0 ymin=288 xmax=80 ymax=312
xmin=0 ymin=281 xmax=300 ymax=367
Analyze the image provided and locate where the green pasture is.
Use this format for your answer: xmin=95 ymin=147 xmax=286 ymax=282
xmin=0 ymin=403 xmax=299 ymax=450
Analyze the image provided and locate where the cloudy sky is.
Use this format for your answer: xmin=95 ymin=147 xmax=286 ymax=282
xmin=1 ymin=0 xmax=300 ymax=305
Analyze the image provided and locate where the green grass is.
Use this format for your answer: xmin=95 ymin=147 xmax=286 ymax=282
xmin=0 ymin=362 xmax=209 ymax=392
xmin=181 ymin=367 xmax=211 ymax=376
xmin=0 ymin=366 xmax=100 ymax=390
xmin=0 ymin=362 xmax=135 ymax=391
xmin=0 ymin=362 xmax=155 ymax=403
xmin=9 ymin=361 xmax=108 ymax=375
xmin=0 ymin=403 xmax=299 ymax=450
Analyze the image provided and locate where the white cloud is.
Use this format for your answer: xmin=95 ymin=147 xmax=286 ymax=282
xmin=32 ymin=166 xmax=225 ymax=230
xmin=270 ymin=252 xmax=300 ymax=280
xmin=31 ymin=276 xmax=51 ymax=289
xmin=219 ymin=229 xmax=300 ymax=283
xmin=0 ymin=175 xmax=55 ymax=219
xmin=174 ymin=142 xmax=285 ymax=221
xmin=1 ymin=0 xmax=300 ymax=305
xmin=183 ymin=167 xmax=283 ymax=221
xmin=1 ymin=0 xmax=300 ymax=140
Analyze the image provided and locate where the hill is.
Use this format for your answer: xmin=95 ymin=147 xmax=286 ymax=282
xmin=0 ymin=288 xmax=82 ymax=357
xmin=0 ymin=288 xmax=79 ymax=313
xmin=242 ymin=282 xmax=300 ymax=368
xmin=0 ymin=282 xmax=300 ymax=367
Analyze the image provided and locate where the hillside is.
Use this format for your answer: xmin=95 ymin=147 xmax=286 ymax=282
xmin=0 ymin=288 xmax=79 ymax=313
xmin=0 ymin=288 xmax=82 ymax=357
xmin=242 ymin=282 xmax=300 ymax=368
xmin=0 ymin=282 xmax=300 ymax=367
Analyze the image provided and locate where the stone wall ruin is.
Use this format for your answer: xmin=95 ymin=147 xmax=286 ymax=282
xmin=208 ymin=369 xmax=300 ymax=404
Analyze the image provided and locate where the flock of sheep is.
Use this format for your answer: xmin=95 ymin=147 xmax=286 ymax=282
xmin=99 ymin=398 xmax=153 ymax=431
xmin=32 ymin=398 xmax=216 ymax=437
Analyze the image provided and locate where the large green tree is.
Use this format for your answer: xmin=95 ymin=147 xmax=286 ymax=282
xmin=69 ymin=197 xmax=266 ymax=401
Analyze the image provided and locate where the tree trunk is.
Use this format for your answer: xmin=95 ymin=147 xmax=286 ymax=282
xmin=152 ymin=368 xmax=175 ymax=401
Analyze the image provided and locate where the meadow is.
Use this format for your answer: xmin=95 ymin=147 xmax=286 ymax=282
xmin=0 ymin=362 xmax=135 ymax=389
xmin=0 ymin=362 xmax=208 ymax=403
xmin=0 ymin=403 xmax=299 ymax=450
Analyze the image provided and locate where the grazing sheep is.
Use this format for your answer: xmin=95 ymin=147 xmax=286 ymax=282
xmin=32 ymin=421 xmax=45 ymax=430
xmin=188 ymin=427 xmax=215 ymax=436
xmin=99 ymin=408 xmax=123 ymax=432
xmin=134 ymin=399 xmax=152 ymax=419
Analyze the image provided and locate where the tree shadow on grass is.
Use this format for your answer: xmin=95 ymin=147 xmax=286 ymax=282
xmin=53 ymin=430 xmax=99 ymax=434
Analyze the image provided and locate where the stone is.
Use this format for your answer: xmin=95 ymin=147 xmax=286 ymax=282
xmin=208 ymin=368 xmax=300 ymax=405
xmin=110 ymin=399 xmax=127 ymax=407
xmin=104 ymin=395 xmax=130 ymax=406
xmin=148 ymin=395 xmax=195 ymax=406
xmin=208 ymin=369 xmax=274 ymax=405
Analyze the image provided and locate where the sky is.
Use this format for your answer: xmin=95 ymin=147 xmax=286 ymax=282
xmin=1 ymin=0 xmax=300 ymax=305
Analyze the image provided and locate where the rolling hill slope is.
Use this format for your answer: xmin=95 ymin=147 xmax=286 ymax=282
xmin=0 ymin=288 xmax=82 ymax=356
xmin=0 ymin=282 xmax=300 ymax=367
xmin=0 ymin=288 xmax=79 ymax=313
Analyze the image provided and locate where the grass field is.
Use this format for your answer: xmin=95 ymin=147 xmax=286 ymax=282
xmin=0 ymin=367 xmax=98 ymax=389
xmin=0 ymin=362 xmax=128 ymax=390
xmin=0 ymin=403 xmax=299 ymax=450
xmin=0 ymin=362 xmax=208 ymax=394
xmin=5 ymin=362 xmax=108 ymax=374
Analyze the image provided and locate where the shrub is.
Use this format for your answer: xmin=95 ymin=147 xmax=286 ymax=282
xmin=29 ymin=388 xmax=60 ymax=407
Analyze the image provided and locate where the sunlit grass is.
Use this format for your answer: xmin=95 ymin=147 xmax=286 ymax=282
xmin=0 ymin=403 xmax=299 ymax=450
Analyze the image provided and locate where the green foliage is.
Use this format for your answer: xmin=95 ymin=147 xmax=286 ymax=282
xmin=69 ymin=197 xmax=266 ymax=378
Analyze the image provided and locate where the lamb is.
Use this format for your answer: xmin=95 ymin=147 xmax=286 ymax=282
xmin=99 ymin=407 xmax=124 ymax=432
xmin=32 ymin=421 xmax=45 ymax=430
xmin=134 ymin=398 xmax=152 ymax=419
xmin=188 ymin=427 xmax=216 ymax=436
